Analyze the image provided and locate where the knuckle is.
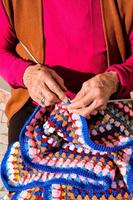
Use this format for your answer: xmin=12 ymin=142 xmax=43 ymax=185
xmin=42 ymin=66 xmax=48 ymax=72
xmin=96 ymin=74 xmax=102 ymax=80
xmin=37 ymin=70 xmax=44 ymax=77
xmin=52 ymin=70 xmax=58 ymax=76
xmin=59 ymin=93 xmax=65 ymax=100
xmin=81 ymin=102 xmax=86 ymax=107
xmin=59 ymin=77 xmax=64 ymax=84
xmin=42 ymin=70 xmax=49 ymax=78
xmin=50 ymin=83 xmax=58 ymax=91
xmin=47 ymin=94 xmax=56 ymax=103
xmin=82 ymin=81 xmax=88 ymax=88
xmin=95 ymin=88 xmax=101 ymax=97
xmin=48 ymin=68 xmax=54 ymax=73
xmin=47 ymin=99 xmax=54 ymax=104
xmin=35 ymin=79 xmax=40 ymax=85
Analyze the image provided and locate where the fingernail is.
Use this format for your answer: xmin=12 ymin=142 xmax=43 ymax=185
xmin=90 ymin=111 xmax=98 ymax=115
xmin=71 ymin=98 xmax=80 ymax=103
xmin=62 ymin=97 xmax=68 ymax=103
xmin=64 ymin=86 xmax=68 ymax=90
xmin=71 ymin=99 xmax=76 ymax=103
xmin=45 ymin=100 xmax=51 ymax=107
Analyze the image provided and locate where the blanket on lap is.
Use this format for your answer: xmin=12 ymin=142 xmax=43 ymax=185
xmin=1 ymin=100 xmax=133 ymax=200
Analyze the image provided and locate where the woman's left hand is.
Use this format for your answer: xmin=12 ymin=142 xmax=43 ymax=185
xmin=67 ymin=72 xmax=119 ymax=118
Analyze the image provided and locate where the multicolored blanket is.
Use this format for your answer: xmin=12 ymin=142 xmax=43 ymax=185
xmin=1 ymin=100 xmax=133 ymax=200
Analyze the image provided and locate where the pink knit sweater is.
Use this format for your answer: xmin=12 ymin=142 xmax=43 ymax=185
xmin=0 ymin=0 xmax=133 ymax=98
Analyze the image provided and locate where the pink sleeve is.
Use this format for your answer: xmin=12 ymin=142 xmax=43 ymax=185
xmin=0 ymin=1 xmax=33 ymax=88
xmin=106 ymin=30 xmax=133 ymax=98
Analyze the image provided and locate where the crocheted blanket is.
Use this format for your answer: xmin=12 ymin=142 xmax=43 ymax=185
xmin=1 ymin=100 xmax=133 ymax=200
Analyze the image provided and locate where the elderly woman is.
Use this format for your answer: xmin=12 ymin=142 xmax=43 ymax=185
xmin=0 ymin=0 xmax=133 ymax=147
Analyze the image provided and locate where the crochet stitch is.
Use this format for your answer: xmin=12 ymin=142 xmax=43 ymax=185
xmin=0 ymin=100 xmax=133 ymax=199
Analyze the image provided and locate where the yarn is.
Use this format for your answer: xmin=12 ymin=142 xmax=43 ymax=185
xmin=1 ymin=100 xmax=133 ymax=199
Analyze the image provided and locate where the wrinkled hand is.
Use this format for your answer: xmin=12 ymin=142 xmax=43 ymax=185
xmin=23 ymin=64 xmax=68 ymax=106
xmin=67 ymin=72 xmax=119 ymax=118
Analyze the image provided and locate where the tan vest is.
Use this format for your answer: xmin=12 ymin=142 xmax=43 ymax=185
xmin=2 ymin=0 xmax=133 ymax=120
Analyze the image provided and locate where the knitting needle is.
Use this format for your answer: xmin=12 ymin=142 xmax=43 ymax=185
xmin=108 ymin=91 xmax=133 ymax=102
xmin=108 ymin=98 xmax=133 ymax=103
xmin=20 ymin=41 xmax=39 ymax=64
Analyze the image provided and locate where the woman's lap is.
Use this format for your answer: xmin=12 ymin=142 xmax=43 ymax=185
xmin=8 ymin=99 xmax=37 ymax=145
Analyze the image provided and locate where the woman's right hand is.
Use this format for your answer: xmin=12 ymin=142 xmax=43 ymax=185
xmin=23 ymin=64 xmax=68 ymax=106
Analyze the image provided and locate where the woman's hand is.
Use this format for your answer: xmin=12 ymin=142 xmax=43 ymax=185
xmin=23 ymin=64 xmax=68 ymax=106
xmin=67 ymin=72 xmax=119 ymax=118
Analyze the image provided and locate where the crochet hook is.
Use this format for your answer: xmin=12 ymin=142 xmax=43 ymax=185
xmin=108 ymin=98 xmax=133 ymax=103
xmin=108 ymin=91 xmax=133 ymax=103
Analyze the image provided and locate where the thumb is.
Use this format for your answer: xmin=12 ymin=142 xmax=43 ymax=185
xmin=71 ymin=90 xmax=84 ymax=103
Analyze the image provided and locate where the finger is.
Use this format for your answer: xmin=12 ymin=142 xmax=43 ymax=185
xmin=50 ymin=70 xmax=67 ymax=91
xmin=40 ymin=83 xmax=60 ymax=105
xmin=45 ymin=76 xmax=68 ymax=102
xmin=90 ymin=110 xmax=98 ymax=115
xmin=29 ymin=83 xmax=58 ymax=106
xmin=28 ymin=85 xmax=44 ymax=102
xmin=71 ymin=90 xmax=84 ymax=103
xmin=70 ymin=100 xmax=98 ymax=117
xmin=68 ymin=94 xmax=93 ymax=110
xmin=34 ymin=95 xmax=57 ymax=107
xmin=96 ymin=104 xmax=107 ymax=111
xmin=34 ymin=97 xmax=46 ymax=107
xmin=30 ymin=94 xmax=46 ymax=107
xmin=72 ymin=99 xmax=107 ymax=117
xmin=72 ymin=81 xmax=90 ymax=103
xmin=84 ymin=100 xmax=102 ymax=115
xmin=89 ymin=103 xmax=107 ymax=115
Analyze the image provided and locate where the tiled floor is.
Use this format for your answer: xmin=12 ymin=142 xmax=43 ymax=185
xmin=0 ymin=89 xmax=10 ymax=198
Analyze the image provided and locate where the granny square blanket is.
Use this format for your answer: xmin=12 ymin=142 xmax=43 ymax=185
xmin=1 ymin=100 xmax=133 ymax=200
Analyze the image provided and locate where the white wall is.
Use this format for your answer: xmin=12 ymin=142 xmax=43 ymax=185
xmin=0 ymin=77 xmax=10 ymax=91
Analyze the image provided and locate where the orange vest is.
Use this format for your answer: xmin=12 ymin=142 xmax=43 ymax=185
xmin=2 ymin=0 xmax=133 ymax=120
